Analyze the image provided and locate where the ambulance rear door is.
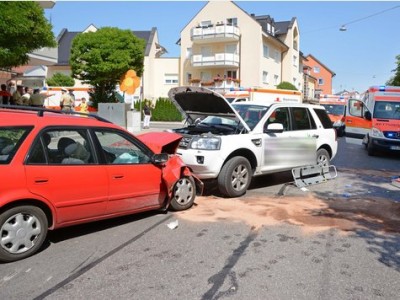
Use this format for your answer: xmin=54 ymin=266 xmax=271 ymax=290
xmin=345 ymin=99 xmax=372 ymax=145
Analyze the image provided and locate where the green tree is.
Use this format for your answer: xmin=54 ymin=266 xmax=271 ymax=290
xmin=276 ymin=81 xmax=298 ymax=90
xmin=46 ymin=72 xmax=75 ymax=87
xmin=386 ymin=54 xmax=400 ymax=86
xmin=0 ymin=2 xmax=56 ymax=68
xmin=70 ymin=27 xmax=145 ymax=105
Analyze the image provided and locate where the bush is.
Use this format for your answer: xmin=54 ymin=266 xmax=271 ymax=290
xmin=276 ymin=81 xmax=298 ymax=90
xmin=46 ymin=73 xmax=75 ymax=87
xmin=133 ymin=97 xmax=183 ymax=122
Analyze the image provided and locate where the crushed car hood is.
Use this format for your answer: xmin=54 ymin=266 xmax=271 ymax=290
xmin=137 ymin=132 xmax=182 ymax=154
xmin=168 ymin=86 xmax=249 ymax=130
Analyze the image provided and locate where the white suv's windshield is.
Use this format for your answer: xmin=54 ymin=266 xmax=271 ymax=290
xmin=374 ymin=101 xmax=400 ymax=120
xmin=232 ymin=104 xmax=270 ymax=130
xmin=200 ymin=116 xmax=238 ymax=126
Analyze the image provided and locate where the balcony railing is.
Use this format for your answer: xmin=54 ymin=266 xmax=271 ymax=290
xmin=191 ymin=24 xmax=240 ymax=43
xmin=191 ymin=53 xmax=239 ymax=67
xmin=189 ymin=79 xmax=240 ymax=93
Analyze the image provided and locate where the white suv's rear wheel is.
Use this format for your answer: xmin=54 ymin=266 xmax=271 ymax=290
xmin=316 ymin=148 xmax=330 ymax=166
xmin=218 ymin=156 xmax=252 ymax=198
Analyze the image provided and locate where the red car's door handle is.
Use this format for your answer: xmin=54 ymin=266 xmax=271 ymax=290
xmin=34 ymin=178 xmax=49 ymax=183
xmin=113 ymin=175 xmax=124 ymax=179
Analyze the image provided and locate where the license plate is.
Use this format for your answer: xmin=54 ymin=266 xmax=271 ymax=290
xmin=390 ymin=146 xmax=400 ymax=150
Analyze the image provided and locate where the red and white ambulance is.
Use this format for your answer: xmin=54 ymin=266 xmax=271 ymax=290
xmin=319 ymin=94 xmax=348 ymax=136
xmin=345 ymin=85 xmax=400 ymax=155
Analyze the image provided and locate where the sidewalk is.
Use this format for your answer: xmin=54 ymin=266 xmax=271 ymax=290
xmin=128 ymin=121 xmax=184 ymax=135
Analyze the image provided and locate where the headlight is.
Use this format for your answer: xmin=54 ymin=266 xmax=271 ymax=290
xmin=370 ymin=127 xmax=384 ymax=138
xmin=190 ymin=136 xmax=221 ymax=150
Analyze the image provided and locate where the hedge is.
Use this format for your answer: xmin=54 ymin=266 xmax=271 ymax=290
xmin=133 ymin=97 xmax=183 ymax=122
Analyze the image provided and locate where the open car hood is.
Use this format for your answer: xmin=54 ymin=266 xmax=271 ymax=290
xmin=168 ymin=86 xmax=249 ymax=130
xmin=137 ymin=132 xmax=182 ymax=154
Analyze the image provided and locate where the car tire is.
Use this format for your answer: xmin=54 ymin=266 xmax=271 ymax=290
xmin=337 ymin=127 xmax=345 ymax=137
xmin=0 ymin=205 xmax=48 ymax=262
xmin=170 ymin=176 xmax=196 ymax=211
xmin=218 ymin=156 xmax=252 ymax=198
xmin=316 ymin=148 xmax=331 ymax=166
xmin=367 ymin=140 xmax=375 ymax=156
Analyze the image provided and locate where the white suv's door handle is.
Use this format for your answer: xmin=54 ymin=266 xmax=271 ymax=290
xmin=312 ymin=134 xmax=319 ymax=138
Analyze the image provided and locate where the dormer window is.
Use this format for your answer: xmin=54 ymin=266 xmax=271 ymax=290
xmin=226 ymin=18 xmax=237 ymax=26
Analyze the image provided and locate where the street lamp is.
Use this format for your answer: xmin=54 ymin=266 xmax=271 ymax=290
xmin=339 ymin=25 xmax=347 ymax=31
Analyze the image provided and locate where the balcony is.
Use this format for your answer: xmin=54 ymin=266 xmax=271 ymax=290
xmin=189 ymin=78 xmax=240 ymax=94
xmin=191 ymin=53 xmax=239 ymax=68
xmin=191 ymin=24 xmax=240 ymax=44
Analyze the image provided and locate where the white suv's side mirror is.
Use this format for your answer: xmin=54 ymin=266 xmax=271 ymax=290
xmin=265 ymin=123 xmax=284 ymax=133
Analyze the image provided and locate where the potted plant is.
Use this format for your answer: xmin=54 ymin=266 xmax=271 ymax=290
xmin=201 ymin=81 xmax=214 ymax=86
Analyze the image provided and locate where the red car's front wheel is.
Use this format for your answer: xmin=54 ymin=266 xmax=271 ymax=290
xmin=170 ymin=176 xmax=196 ymax=211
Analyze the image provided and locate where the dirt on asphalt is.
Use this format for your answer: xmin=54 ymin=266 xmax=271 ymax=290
xmin=176 ymin=194 xmax=400 ymax=234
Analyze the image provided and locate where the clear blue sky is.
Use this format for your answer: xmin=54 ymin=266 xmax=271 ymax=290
xmin=45 ymin=1 xmax=400 ymax=93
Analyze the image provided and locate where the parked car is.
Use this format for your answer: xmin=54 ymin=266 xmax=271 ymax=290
xmin=168 ymin=86 xmax=337 ymax=198
xmin=0 ymin=105 xmax=202 ymax=262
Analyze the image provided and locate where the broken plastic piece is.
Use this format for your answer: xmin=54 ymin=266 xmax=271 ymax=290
xmin=167 ymin=220 xmax=179 ymax=230
xmin=391 ymin=177 xmax=400 ymax=189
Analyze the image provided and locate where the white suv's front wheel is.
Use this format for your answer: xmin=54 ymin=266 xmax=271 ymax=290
xmin=218 ymin=156 xmax=252 ymax=198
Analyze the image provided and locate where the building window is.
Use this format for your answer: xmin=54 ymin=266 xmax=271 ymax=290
xmin=274 ymin=50 xmax=281 ymax=63
xmin=200 ymin=20 xmax=212 ymax=28
xmin=293 ymin=55 xmax=297 ymax=67
xmin=274 ymin=75 xmax=279 ymax=85
xmin=226 ymin=18 xmax=237 ymax=26
xmin=314 ymin=66 xmax=320 ymax=73
xmin=225 ymin=44 xmax=237 ymax=54
xmin=201 ymin=71 xmax=212 ymax=81
xmin=263 ymin=44 xmax=269 ymax=58
xmin=263 ymin=71 xmax=269 ymax=84
xmin=165 ymin=74 xmax=178 ymax=85
xmin=186 ymin=48 xmax=192 ymax=59
xmin=318 ymin=78 xmax=324 ymax=85
xmin=187 ymin=73 xmax=192 ymax=84
xmin=293 ymin=77 xmax=297 ymax=86
xmin=293 ymin=40 xmax=298 ymax=51
xmin=226 ymin=70 xmax=237 ymax=79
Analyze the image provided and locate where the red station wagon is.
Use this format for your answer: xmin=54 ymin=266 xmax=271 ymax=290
xmin=0 ymin=106 xmax=203 ymax=262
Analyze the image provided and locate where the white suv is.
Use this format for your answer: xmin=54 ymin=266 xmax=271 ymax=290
xmin=169 ymin=86 xmax=338 ymax=198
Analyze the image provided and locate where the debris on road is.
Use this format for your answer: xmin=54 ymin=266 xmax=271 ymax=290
xmin=391 ymin=176 xmax=400 ymax=189
xmin=167 ymin=220 xmax=179 ymax=230
xmin=176 ymin=195 xmax=400 ymax=233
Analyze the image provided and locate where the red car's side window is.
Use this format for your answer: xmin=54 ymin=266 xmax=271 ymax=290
xmin=94 ymin=130 xmax=152 ymax=164
xmin=27 ymin=129 xmax=95 ymax=165
xmin=0 ymin=127 xmax=31 ymax=164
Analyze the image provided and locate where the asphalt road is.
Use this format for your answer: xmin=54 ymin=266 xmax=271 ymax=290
xmin=1 ymin=131 xmax=399 ymax=300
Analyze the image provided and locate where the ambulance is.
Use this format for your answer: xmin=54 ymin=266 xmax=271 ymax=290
xmin=319 ymin=94 xmax=348 ymax=136
xmin=224 ymin=87 xmax=302 ymax=104
xmin=345 ymin=85 xmax=400 ymax=155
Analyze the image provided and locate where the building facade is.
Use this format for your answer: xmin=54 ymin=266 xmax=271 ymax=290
xmin=303 ymin=54 xmax=335 ymax=97
xmin=9 ymin=1 xmax=340 ymax=103
xmin=179 ymin=1 xmax=302 ymax=94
